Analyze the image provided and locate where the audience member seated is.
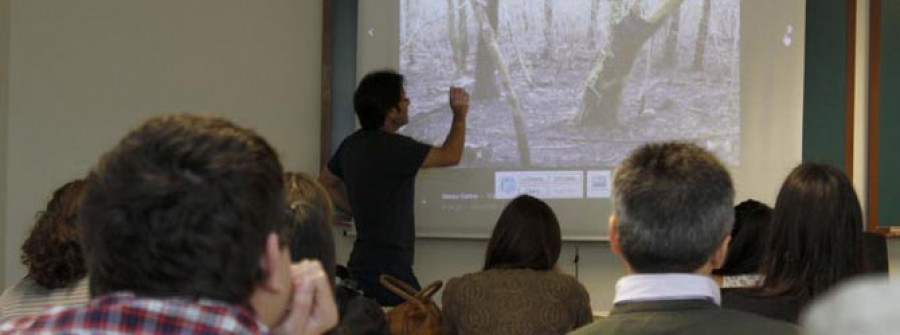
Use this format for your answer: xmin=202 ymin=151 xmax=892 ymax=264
xmin=285 ymin=172 xmax=338 ymax=278
xmin=722 ymin=163 xmax=864 ymax=324
xmin=0 ymin=180 xmax=89 ymax=323
xmin=284 ymin=172 xmax=389 ymax=335
xmin=0 ymin=114 xmax=337 ymax=335
xmin=712 ymin=199 xmax=772 ymax=289
xmin=442 ymin=194 xmax=592 ymax=335
xmin=860 ymin=232 xmax=889 ymax=275
xmin=801 ymin=276 xmax=897 ymax=335
xmin=571 ymin=142 xmax=797 ymax=335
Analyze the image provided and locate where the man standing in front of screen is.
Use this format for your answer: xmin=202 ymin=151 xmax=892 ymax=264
xmin=320 ymin=70 xmax=469 ymax=306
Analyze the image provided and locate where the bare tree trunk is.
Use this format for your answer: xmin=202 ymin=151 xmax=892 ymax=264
xmin=448 ymin=0 xmax=461 ymax=74
xmin=473 ymin=0 xmax=499 ymax=99
xmin=576 ymin=0 xmax=686 ymax=129
xmin=693 ymin=0 xmax=711 ymax=70
xmin=541 ymin=0 xmax=554 ymax=60
xmin=639 ymin=29 xmax=656 ymax=112
xmin=459 ymin=0 xmax=469 ymax=70
xmin=609 ymin=0 xmax=623 ymax=26
xmin=607 ymin=0 xmax=623 ymax=45
xmin=729 ymin=5 xmax=739 ymax=111
xmin=502 ymin=10 xmax=535 ymax=87
xmin=406 ymin=0 xmax=416 ymax=65
xmin=662 ymin=7 xmax=681 ymax=68
xmin=588 ymin=0 xmax=600 ymax=49
xmin=469 ymin=0 xmax=531 ymax=166
xmin=520 ymin=6 xmax=530 ymax=33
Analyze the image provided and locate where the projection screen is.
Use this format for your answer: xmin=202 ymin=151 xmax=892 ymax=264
xmin=355 ymin=0 xmax=806 ymax=239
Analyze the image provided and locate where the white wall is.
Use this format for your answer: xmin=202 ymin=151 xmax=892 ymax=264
xmin=0 ymin=0 xmax=10 ymax=289
xmin=3 ymin=0 xmax=323 ymax=285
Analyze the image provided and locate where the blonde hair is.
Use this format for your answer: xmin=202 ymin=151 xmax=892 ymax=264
xmin=283 ymin=172 xmax=337 ymax=280
xmin=284 ymin=172 xmax=334 ymax=226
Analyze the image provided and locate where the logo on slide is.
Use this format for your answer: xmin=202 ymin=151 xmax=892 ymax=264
xmin=500 ymin=176 xmax=517 ymax=194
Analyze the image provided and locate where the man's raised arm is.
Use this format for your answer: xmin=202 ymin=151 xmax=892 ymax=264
xmin=422 ymin=87 xmax=469 ymax=168
xmin=318 ymin=168 xmax=352 ymax=216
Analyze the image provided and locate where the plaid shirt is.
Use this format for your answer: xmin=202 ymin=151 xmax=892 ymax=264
xmin=0 ymin=292 xmax=269 ymax=334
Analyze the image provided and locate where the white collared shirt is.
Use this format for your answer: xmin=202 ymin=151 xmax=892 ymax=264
xmin=614 ymin=274 xmax=721 ymax=306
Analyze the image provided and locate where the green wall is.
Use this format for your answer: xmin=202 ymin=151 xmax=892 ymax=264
xmin=803 ymin=0 xmax=900 ymax=226
xmin=878 ymin=1 xmax=899 ymax=226
xmin=328 ymin=0 xmax=358 ymax=155
xmin=802 ymin=0 xmax=851 ymax=169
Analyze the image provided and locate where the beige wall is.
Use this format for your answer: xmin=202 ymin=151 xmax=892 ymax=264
xmin=0 ymin=0 xmax=10 ymax=289
xmin=3 ymin=0 xmax=323 ymax=285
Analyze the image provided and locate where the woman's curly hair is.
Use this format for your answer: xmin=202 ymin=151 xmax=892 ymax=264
xmin=21 ymin=179 xmax=87 ymax=289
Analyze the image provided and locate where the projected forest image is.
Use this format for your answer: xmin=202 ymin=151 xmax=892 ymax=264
xmin=399 ymin=0 xmax=740 ymax=168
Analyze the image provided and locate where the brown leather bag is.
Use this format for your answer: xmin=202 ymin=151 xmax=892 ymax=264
xmin=380 ymin=275 xmax=444 ymax=335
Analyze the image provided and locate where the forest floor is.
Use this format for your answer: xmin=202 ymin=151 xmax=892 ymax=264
xmin=401 ymin=42 xmax=739 ymax=169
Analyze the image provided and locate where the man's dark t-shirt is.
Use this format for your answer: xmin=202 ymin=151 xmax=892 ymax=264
xmin=327 ymin=129 xmax=431 ymax=272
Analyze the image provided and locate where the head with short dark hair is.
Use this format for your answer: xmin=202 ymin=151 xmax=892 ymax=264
xmin=713 ymin=199 xmax=772 ymax=276
xmin=79 ymin=114 xmax=289 ymax=303
xmin=612 ymin=141 xmax=734 ymax=273
xmin=759 ymin=163 xmax=863 ymax=299
xmin=22 ymin=179 xmax=87 ymax=289
xmin=484 ymin=195 xmax=562 ymax=271
xmin=354 ymin=70 xmax=405 ymax=130
xmin=284 ymin=172 xmax=336 ymax=281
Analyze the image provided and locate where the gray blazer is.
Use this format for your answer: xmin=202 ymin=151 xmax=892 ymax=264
xmin=570 ymin=299 xmax=798 ymax=335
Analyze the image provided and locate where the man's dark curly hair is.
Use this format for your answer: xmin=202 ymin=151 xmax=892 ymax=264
xmin=354 ymin=70 xmax=405 ymax=130
xmin=21 ymin=179 xmax=87 ymax=289
xmin=79 ymin=114 xmax=290 ymax=303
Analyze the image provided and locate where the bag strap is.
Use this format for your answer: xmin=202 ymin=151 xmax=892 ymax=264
xmin=380 ymin=275 xmax=427 ymax=311
xmin=380 ymin=276 xmax=444 ymax=335
xmin=380 ymin=275 xmax=418 ymax=297
xmin=415 ymin=280 xmax=443 ymax=300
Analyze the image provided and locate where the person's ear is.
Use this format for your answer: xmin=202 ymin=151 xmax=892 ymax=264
xmin=258 ymin=233 xmax=288 ymax=292
xmin=609 ymin=215 xmax=622 ymax=256
xmin=710 ymin=235 xmax=731 ymax=270
xmin=387 ymin=105 xmax=400 ymax=118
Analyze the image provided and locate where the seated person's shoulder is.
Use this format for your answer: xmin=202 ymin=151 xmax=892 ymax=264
xmin=547 ymin=269 xmax=586 ymax=285
xmin=721 ymin=288 xmax=804 ymax=323
xmin=445 ymin=269 xmax=589 ymax=305
xmin=443 ymin=270 xmax=528 ymax=300
xmin=542 ymin=270 xmax=590 ymax=298
xmin=0 ymin=303 xmax=85 ymax=333
xmin=706 ymin=308 xmax=799 ymax=334
xmin=568 ymin=306 xmax=798 ymax=335
xmin=444 ymin=271 xmax=481 ymax=292
xmin=447 ymin=269 xmax=577 ymax=287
